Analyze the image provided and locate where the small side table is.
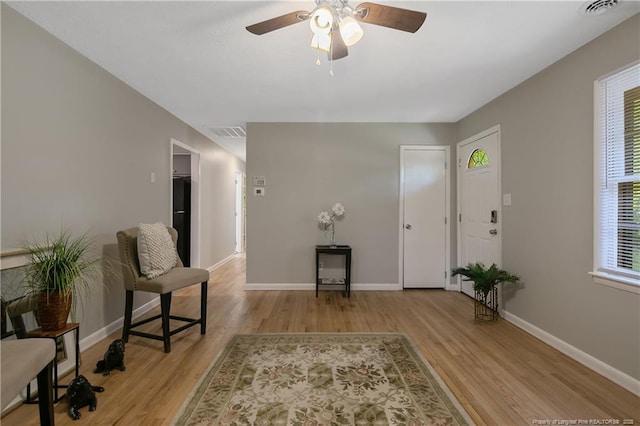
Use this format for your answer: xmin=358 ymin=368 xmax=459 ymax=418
xmin=26 ymin=322 xmax=80 ymax=403
xmin=315 ymin=245 xmax=352 ymax=298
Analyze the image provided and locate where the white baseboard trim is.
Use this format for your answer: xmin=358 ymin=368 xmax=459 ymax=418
xmin=206 ymin=253 xmax=236 ymax=273
xmin=245 ymin=283 xmax=312 ymax=291
xmin=244 ymin=283 xmax=400 ymax=291
xmin=503 ymin=310 xmax=640 ymax=396
xmin=353 ymin=283 xmax=400 ymax=291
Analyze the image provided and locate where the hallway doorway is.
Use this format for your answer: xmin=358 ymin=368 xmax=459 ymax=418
xmin=170 ymin=138 xmax=201 ymax=267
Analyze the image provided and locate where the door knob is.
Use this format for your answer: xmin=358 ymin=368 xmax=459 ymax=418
xmin=405 ymin=224 xmax=412 ymax=230
xmin=489 ymin=229 xmax=497 ymax=235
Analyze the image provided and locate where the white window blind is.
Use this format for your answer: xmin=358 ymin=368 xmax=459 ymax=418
xmin=596 ymin=62 xmax=640 ymax=284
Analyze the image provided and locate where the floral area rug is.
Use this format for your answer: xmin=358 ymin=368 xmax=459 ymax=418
xmin=174 ymin=333 xmax=473 ymax=425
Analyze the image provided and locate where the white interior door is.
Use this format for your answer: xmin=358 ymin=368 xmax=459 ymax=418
xmin=457 ymin=128 xmax=501 ymax=297
xmin=401 ymin=146 xmax=449 ymax=288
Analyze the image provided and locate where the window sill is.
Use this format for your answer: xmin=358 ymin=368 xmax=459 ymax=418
xmin=589 ymin=271 xmax=640 ymax=295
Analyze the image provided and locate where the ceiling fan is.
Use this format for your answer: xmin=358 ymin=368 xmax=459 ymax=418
xmin=246 ymin=0 xmax=427 ymax=63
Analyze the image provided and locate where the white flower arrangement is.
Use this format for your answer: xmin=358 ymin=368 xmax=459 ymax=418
xmin=317 ymin=211 xmax=332 ymax=225
xmin=318 ymin=203 xmax=345 ymax=246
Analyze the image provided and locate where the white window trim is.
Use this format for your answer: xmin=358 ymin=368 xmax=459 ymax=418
xmin=589 ymin=271 xmax=640 ymax=294
xmin=591 ymin=62 xmax=640 ymax=294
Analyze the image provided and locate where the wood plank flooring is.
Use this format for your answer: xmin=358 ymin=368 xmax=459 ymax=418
xmin=2 ymin=254 xmax=639 ymax=425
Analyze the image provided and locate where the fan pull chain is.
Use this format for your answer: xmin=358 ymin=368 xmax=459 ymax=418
xmin=316 ymin=50 xmax=321 ymax=66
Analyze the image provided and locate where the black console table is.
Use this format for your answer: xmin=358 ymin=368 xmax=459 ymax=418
xmin=315 ymin=245 xmax=352 ymax=298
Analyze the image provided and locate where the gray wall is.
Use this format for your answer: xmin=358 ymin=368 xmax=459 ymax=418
xmin=1 ymin=5 xmax=245 ymax=339
xmin=246 ymin=123 xmax=457 ymax=285
xmin=458 ymin=14 xmax=640 ymax=380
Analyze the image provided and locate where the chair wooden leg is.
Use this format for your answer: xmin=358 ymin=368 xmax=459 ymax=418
xmin=36 ymin=360 xmax=54 ymax=426
xmin=122 ymin=290 xmax=134 ymax=343
xmin=200 ymin=281 xmax=207 ymax=335
xmin=160 ymin=293 xmax=172 ymax=353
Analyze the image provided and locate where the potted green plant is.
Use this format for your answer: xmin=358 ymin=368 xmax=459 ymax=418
xmin=452 ymin=262 xmax=519 ymax=320
xmin=23 ymin=230 xmax=101 ymax=331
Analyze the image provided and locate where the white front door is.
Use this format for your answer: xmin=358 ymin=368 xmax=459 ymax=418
xmin=401 ymin=146 xmax=449 ymax=288
xmin=457 ymin=127 xmax=501 ymax=297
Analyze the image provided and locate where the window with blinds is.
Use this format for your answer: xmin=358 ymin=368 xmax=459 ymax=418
xmin=595 ymin=62 xmax=640 ymax=286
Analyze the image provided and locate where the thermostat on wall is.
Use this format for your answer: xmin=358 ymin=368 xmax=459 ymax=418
xmin=254 ymin=187 xmax=265 ymax=196
xmin=254 ymin=176 xmax=266 ymax=186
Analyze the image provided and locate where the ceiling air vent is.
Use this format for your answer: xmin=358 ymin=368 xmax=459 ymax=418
xmin=208 ymin=126 xmax=246 ymax=139
xmin=584 ymin=0 xmax=619 ymax=15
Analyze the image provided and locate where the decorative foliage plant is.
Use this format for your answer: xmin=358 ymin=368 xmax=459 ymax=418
xmin=24 ymin=230 xmax=102 ymax=329
xmin=452 ymin=262 xmax=520 ymax=302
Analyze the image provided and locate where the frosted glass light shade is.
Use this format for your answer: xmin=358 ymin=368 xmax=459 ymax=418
xmin=339 ymin=16 xmax=363 ymax=46
xmin=311 ymin=33 xmax=332 ymax=52
xmin=310 ymin=6 xmax=333 ymax=34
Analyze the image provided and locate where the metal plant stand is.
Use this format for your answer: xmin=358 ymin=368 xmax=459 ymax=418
xmin=474 ymin=287 xmax=499 ymax=321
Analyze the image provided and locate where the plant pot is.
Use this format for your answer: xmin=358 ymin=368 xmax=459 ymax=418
xmin=36 ymin=291 xmax=72 ymax=331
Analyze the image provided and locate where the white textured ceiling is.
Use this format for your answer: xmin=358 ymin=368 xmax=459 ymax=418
xmin=7 ymin=1 xmax=640 ymax=161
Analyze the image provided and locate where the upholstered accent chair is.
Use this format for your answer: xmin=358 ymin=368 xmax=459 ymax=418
xmin=116 ymin=227 xmax=209 ymax=353
xmin=2 ymin=295 xmax=55 ymax=424
xmin=1 ymin=339 xmax=56 ymax=425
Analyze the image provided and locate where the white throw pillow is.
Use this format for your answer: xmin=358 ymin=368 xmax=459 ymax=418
xmin=137 ymin=222 xmax=177 ymax=279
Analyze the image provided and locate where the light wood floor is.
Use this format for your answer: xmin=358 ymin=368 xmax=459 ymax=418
xmin=2 ymin=254 xmax=639 ymax=425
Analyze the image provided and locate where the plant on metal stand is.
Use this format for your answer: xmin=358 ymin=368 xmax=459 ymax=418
xmin=452 ymin=262 xmax=519 ymax=320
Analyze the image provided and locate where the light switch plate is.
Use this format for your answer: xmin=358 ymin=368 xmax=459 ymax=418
xmin=254 ymin=187 xmax=265 ymax=196
xmin=503 ymin=193 xmax=512 ymax=206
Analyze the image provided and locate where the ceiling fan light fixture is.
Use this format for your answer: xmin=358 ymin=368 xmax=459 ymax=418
xmin=311 ymin=33 xmax=332 ymax=52
xmin=310 ymin=6 xmax=334 ymax=34
xmin=339 ymin=15 xmax=363 ymax=46
xmin=246 ymin=1 xmax=427 ymax=69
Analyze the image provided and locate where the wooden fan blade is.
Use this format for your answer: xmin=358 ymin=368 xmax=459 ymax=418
xmin=329 ymin=28 xmax=348 ymax=60
xmin=246 ymin=10 xmax=309 ymax=35
xmin=355 ymin=2 xmax=426 ymax=33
